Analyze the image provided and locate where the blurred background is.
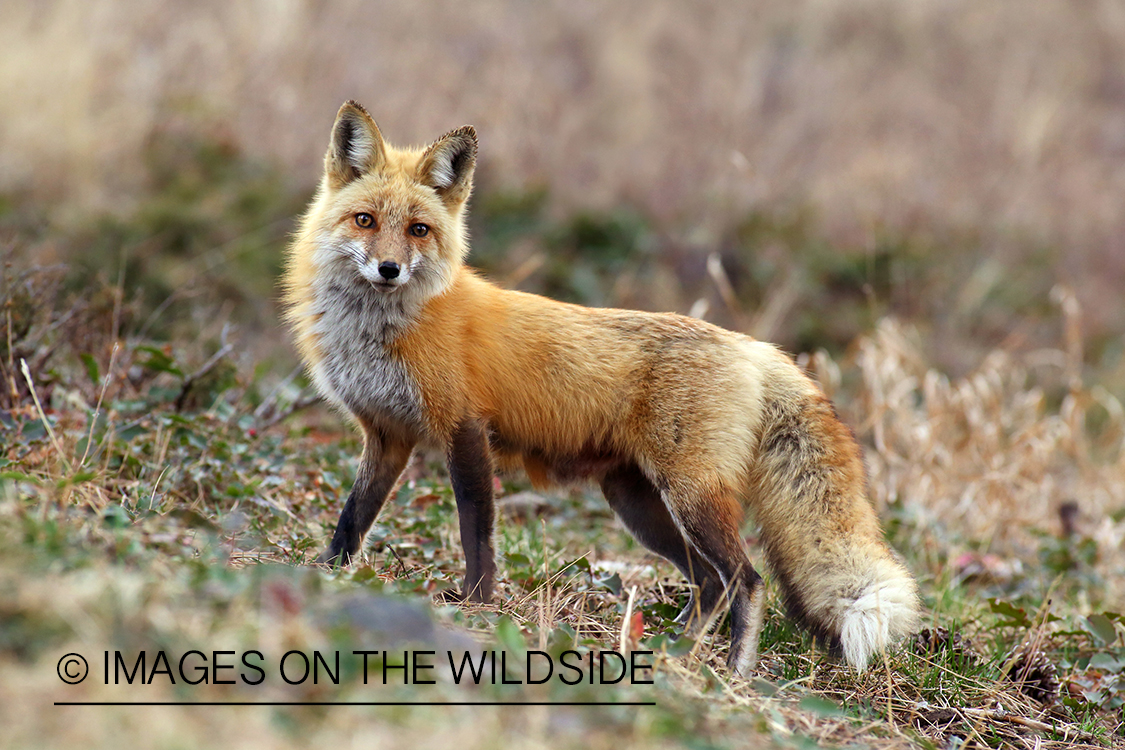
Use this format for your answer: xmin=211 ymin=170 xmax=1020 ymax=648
xmin=3 ymin=0 xmax=1124 ymax=382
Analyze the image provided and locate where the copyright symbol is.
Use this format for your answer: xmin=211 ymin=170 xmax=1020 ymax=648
xmin=57 ymin=653 xmax=89 ymax=684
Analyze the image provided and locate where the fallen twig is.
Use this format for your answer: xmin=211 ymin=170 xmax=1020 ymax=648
xmin=174 ymin=337 xmax=235 ymax=412
xmin=960 ymin=707 xmax=1099 ymax=745
xmin=255 ymin=390 xmax=321 ymax=429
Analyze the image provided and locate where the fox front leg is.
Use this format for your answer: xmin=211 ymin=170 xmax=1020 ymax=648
xmin=447 ymin=420 xmax=497 ymax=602
xmin=318 ymin=427 xmax=415 ymax=565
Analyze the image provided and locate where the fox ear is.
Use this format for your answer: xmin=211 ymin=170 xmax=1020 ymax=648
xmin=419 ymin=126 xmax=477 ymax=205
xmin=325 ymin=101 xmax=386 ymax=190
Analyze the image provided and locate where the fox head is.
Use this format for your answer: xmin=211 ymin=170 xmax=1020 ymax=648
xmin=304 ymin=100 xmax=477 ymax=303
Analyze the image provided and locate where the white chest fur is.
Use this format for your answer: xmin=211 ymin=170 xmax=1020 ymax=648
xmin=307 ymin=275 xmax=425 ymax=432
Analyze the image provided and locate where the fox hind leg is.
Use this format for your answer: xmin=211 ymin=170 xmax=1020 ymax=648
xmin=600 ymin=465 xmax=725 ymax=634
xmin=661 ymin=486 xmax=765 ymax=678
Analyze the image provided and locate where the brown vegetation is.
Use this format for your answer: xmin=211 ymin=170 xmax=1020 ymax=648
xmin=4 ymin=0 xmax=1125 ymax=339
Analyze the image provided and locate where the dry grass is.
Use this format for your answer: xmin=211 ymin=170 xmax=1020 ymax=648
xmin=842 ymin=312 xmax=1125 ymax=605
xmin=4 ymin=0 xmax=1125 ymax=337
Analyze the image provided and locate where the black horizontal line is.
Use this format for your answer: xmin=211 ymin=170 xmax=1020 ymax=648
xmin=54 ymin=701 xmax=655 ymax=707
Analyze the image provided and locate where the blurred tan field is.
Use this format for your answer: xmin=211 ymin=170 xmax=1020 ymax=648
xmin=4 ymin=0 xmax=1125 ymax=341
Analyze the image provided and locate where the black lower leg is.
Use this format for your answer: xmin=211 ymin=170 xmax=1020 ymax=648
xmin=448 ymin=420 xmax=496 ymax=603
xmin=318 ymin=429 xmax=414 ymax=566
xmin=319 ymin=480 xmax=381 ymax=564
xmin=664 ymin=492 xmax=763 ymax=675
xmin=601 ymin=464 xmax=723 ymax=626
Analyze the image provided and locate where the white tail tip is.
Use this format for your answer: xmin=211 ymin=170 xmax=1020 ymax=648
xmin=839 ymin=579 xmax=920 ymax=671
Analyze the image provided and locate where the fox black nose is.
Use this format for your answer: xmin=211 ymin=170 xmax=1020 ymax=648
xmin=378 ymin=261 xmax=400 ymax=280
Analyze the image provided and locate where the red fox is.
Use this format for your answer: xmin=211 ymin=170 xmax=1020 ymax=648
xmin=283 ymin=101 xmax=921 ymax=676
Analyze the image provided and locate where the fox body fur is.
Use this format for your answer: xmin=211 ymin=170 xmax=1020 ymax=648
xmin=283 ymin=101 xmax=921 ymax=676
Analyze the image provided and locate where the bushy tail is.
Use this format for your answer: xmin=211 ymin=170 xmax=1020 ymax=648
xmin=750 ymin=385 xmax=921 ymax=671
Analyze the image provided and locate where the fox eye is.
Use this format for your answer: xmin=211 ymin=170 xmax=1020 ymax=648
xmin=355 ymin=213 xmax=374 ymax=228
xmin=409 ymin=223 xmax=430 ymax=238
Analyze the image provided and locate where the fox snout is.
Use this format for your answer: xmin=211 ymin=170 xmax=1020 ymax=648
xmin=377 ymin=261 xmax=400 ymax=280
xmin=360 ymin=256 xmax=410 ymax=287
xmin=356 ymin=243 xmax=415 ymax=287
